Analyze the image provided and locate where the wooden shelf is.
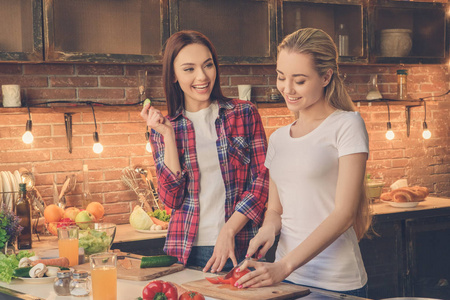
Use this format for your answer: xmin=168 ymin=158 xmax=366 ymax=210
xmin=0 ymin=104 xmax=166 ymax=115
xmin=352 ymin=99 xmax=423 ymax=107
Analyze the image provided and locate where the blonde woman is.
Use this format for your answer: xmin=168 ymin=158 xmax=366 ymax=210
xmin=235 ymin=28 xmax=371 ymax=297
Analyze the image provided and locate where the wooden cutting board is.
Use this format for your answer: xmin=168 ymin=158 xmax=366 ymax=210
xmin=74 ymin=253 xmax=184 ymax=281
xmin=182 ymin=279 xmax=310 ymax=300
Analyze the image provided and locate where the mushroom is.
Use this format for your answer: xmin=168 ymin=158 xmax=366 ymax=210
xmin=18 ymin=257 xmax=32 ymax=268
xmin=28 ymin=256 xmax=41 ymax=262
xmin=45 ymin=266 xmax=60 ymax=277
xmin=29 ymin=263 xmax=48 ymax=278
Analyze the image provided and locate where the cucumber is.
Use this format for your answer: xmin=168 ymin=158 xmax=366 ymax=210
xmin=13 ymin=266 xmax=70 ymax=278
xmin=140 ymin=255 xmax=178 ymax=268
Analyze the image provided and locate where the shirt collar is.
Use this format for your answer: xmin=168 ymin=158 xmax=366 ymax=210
xmin=168 ymin=99 xmax=235 ymax=121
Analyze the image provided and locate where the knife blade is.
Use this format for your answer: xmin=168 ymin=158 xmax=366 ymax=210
xmin=223 ymin=256 xmax=251 ymax=279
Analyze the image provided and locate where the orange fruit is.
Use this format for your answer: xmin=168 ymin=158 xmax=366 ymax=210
xmin=85 ymin=202 xmax=105 ymax=220
xmin=44 ymin=204 xmax=64 ymax=223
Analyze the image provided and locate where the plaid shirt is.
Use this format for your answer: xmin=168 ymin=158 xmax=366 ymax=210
xmin=150 ymin=99 xmax=269 ymax=265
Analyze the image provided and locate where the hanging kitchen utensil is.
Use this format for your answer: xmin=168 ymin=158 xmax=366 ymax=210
xmin=64 ymin=113 xmax=74 ymax=153
xmin=121 ymin=167 xmax=153 ymax=212
xmin=134 ymin=167 xmax=160 ymax=210
xmin=53 ymin=180 xmax=59 ymax=206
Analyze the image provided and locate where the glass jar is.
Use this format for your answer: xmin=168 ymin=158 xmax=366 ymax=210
xmin=53 ymin=270 xmax=72 ymax=296
xmin=397 ymin=69 xmax=408 ymax=100
xmin=70 ymin=270 xmax=91 ymax=297
xmin=266 ymin=88 xmax=281 ymax=102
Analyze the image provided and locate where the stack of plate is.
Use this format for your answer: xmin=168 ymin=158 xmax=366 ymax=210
xmin=0 ymin=170 xmax=22 ymax=211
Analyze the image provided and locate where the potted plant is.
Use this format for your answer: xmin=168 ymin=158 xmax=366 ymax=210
xmin=0 ymin=204 xmax=23 ymax=254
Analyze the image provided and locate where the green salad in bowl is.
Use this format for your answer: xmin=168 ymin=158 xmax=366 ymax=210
xmin=78 ymin=223 xmax=116 ymax=256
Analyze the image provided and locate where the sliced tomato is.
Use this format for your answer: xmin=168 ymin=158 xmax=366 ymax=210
xmin=205 ymin=276 xmax=221 ymax=284
xmin=229 ymin=269 xmax=250 ymax=286
xmin=217 ymin=276 xmax=231 ymax=284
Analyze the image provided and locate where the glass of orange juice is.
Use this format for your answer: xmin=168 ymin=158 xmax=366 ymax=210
xmin=57 ymin=225 xmax=79 ymax=267
xmin=90 ymin=252 xmax=117 ymax=300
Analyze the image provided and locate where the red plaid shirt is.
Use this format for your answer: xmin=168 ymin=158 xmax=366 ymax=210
xmin=150 ymin=99 xmax=269 ymax=264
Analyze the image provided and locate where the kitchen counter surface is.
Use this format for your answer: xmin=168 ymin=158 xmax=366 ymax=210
xmin=0 ymin=268 xmax=369 ymax=300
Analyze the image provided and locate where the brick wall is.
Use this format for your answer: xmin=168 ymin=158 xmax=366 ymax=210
xmin=0 ymin=63 xmax=449 ymax=224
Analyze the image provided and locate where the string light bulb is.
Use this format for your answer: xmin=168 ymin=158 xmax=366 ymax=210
xmin=422 ymin=100 xmax=431 ymax=139
xmin=22 ymin=106 xmax=34 ymax=144
xmin=145 ymin=127 xmax=152 ymax=153
xmin=385 ymin=102 xmax=394 ymax=140
xmin=90 ymin=104 xmax=103 ymax=154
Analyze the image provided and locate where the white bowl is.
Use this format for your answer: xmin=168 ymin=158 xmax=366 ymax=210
xmin=380 ymin=29 xmax=412 ymax=57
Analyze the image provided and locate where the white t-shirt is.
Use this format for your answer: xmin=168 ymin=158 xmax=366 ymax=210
xmin=265 ymin=110 xmax=369 ymax=291
xmin=185 ymin=102 xmax=226 ymax=246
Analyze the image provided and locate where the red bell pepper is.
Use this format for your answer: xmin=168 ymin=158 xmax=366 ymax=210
xmin=142 ymin=280 xmax=178 ymax=300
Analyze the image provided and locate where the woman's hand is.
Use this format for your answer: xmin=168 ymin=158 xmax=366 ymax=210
xmin=234 ymin=260 xmax=290 ymax=288
xmin=140 ymin=103 xmax=174 ymax=137
xmin=203 ymin=226 xmax=237 ymax=273
xmin=246 ymin=226 xmax=276 ymax=259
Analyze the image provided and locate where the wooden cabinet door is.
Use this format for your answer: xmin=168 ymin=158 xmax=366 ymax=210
xmin=0 ymin=0 xmax=43 ymax=62
xmin=368 ymin=0 xmax=447 ymax=64
xmin=43 ymin=0 xmax=169 ymax=63
xmin=169 ymin=0 xmax=278 ymax=64
xmin=281 ymin=0 xmax=367 ymax=63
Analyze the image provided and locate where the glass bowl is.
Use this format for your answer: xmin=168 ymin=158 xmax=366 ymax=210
xmin=78 ymin=223 xmax=116 ymax=256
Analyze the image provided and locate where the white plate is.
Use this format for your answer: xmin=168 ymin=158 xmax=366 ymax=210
xmin=136 ymin=229 xmax=168 ymax=234
xmin=18 ymin=276 xmax=56 ymax=284
xmin=14 ymin=170 xmax=21 ymax=185
xmin=381 ymin=200 xmax=420 ymax=208
xmin=1 ymin=171 xmax=12 ymax=211
xmin=7 ymin=171 xmax=19 ymax=202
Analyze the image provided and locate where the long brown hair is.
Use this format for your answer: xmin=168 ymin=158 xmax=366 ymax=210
xmin=162 ymin=30 xmax=227 ymax=117
xmin=279 ymin=28 xmax=372 ymax=240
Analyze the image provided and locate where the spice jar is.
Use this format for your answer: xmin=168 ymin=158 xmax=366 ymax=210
xmin=266 ymin=88 xmax=281 ymax=102
xmin=397 ymin=69 xmax=408 ymax=100
xmin=53 ymin=270 xmax=72 ymax=296
xmin=70 ymin=270 xmax=91 ymax=297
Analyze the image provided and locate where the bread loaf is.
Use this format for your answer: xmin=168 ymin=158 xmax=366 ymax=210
xmin=380 ymin=186 xmax=429 ymax=203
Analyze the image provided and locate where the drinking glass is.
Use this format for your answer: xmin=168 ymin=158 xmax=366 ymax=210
xmin=90 ymin=252 xmax=117 ymax=300
xmin=57 ymin=225 xmax=79 ymax=267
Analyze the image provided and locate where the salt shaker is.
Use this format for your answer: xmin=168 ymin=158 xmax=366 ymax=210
xmin=53 ymin=270 xmax=72 ymax=296
xmin=70 ymin=270 xmax=91 ymax=297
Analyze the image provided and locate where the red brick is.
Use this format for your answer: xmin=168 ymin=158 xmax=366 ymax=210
xmin=78 ymin=88 xmax=124 ymax=100
xmin=230 ymin=76 xmax=269 ymax=85
xmin=251 ymin=65 xmax=276 ymax=75
xmin=81 ymin=111 xmax=131 ymax=123
xmin=220 ymin=66 xmax=251 ymax=76
xmin=101 ymin=122 xmax=145 ymax=134
xmin=100 ymin=77 xmax=138 ymax=87
xmin=0 ymin=64 xmax=22 ymax=75
xmin=104 ymin=202 xmax=131 ymax=215
xmin=83 ymin=158 xmax=129 ymax=170
xmin=24 ymin=64 xmax=74 ymax=75
xmin=76 ymin=65 xmax=123 ymax=76
xmin=26 ymin=88 xmax=77 ymax=100
xmin=50 ymin=76 xmax=98 ymax=87
xmin=125 ymin=65 xmax=162 ymax=76
xmin=34 ymin=160 xmax=83 ymax=173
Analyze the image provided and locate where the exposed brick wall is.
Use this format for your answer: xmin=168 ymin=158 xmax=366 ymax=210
xmin=0 ymin=63 xmax=449 ymax=224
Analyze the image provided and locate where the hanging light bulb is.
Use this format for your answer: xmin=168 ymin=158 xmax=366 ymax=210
xmin=92 ymin=132 xmax=103 ymax=154
xmin=385 ymin=102 xmax=394 ymax=140
xmin=22 ymin=119 xmax=34 ymax=144
xmin=90 ymin=104 xmax=103 ymax=154
xmin=145 ymin=128 xmax=152 ymax=153
xmin=386 ymin=122 xmax=395 ymax=140
xmin=421 ymin=100 xmax=431 ymax=140
xmin=22 ymin=106 xmax=34 ymax=144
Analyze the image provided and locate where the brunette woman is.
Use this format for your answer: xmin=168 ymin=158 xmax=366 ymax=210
xmin=140 ymin=30 xmax=269 ymax=273
xmin=235 ymin=28 xmax=372 ymax=297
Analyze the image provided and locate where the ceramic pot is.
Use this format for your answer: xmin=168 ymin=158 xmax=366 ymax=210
xmin=380 ymin=29 xmax=412 ymax=57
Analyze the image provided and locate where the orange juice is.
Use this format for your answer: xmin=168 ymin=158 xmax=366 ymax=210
xmin=91 ymin=266 xmax=117 ymax=300
xmin=58 ymin=238 xmax=78 ymax=266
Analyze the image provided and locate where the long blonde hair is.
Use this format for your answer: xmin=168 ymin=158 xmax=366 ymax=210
xmin=278 ymin=28 xmax=372 ymax=239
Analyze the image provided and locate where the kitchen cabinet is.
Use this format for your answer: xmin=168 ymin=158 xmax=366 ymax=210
xmin=43 ymin=0 xmax=169 ymax=63
xmin=359 ymin=198 xmax=450 ymax=299
xmin=0 ymin=0 xmax=43 ymax=62
xmin=281 ymin=0 xmax=367 ymax=63
xmin=368 ymin=0 xmax=448 ymax=64
xmin=169 ymin=0 xmax=278 ymax=64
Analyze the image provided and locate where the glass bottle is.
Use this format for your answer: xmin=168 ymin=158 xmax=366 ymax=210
xmin=53 ymin=270 xmax=72 ymax=296
xmin=336 ymin=24 xmax=349 ymax=57
xmin=366 ymin=74 xmax=382 ymax=100
xmin=15 ymin=183 xmax=32 ymax=249
xmin=397 ymin=69 xmax=408 ymax=100
xmin=81 ymin=164 xmax=92 ymax=209
xmin=70 ymin=271 xmax=91 ymax=297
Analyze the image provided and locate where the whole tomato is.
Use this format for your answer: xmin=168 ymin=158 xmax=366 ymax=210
xmin=142 ymin=280 xmax=178 ymax=300
xmin=179 ymin=291 xmax=205 ymax=300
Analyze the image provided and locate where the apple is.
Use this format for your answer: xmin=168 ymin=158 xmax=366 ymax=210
xmin=63 ymin=207 xmax=80 ymax=221
xmin=75 ymin=210 xmax=95 ymax=229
